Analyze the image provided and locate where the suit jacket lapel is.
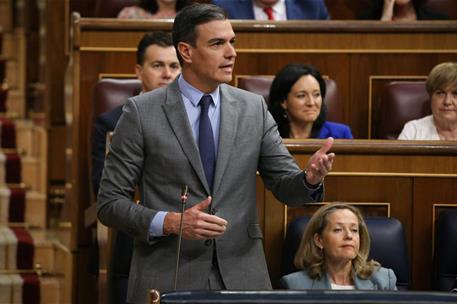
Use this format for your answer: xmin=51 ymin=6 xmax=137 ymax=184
xmin=240 ymin=0 xmax=255 ymax=19
xmin=162 ymin=80 xmax=209 ymax=192
xmin=314 ymin=273 xmax=332 ymax=289
xmin=312 ymin=273 xmax=332 ymax=289
xmin=354 ymin=275 xmax=375 ymax=290
xmin=212 ymin=84 xmax=239 ymax=196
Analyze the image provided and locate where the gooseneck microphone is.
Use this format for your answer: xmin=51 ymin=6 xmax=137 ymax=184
xmin=173 ymin=185 xmax=188 ymax=291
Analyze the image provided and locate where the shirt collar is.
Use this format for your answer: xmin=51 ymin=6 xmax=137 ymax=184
xmin=253 ymin=0 xmax=286 ymax=19
xmin=178 ymin=74 xmax=220 ymax=107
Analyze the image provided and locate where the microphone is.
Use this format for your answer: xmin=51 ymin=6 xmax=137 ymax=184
xmin=173 ymin=185 xmax=188 ymax=291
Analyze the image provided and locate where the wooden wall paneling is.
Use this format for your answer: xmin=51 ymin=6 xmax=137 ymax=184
xmin=412 ymin=178 xmax=457 ymax=290
xmin=0 ymin=0 xmax=13 ymax=31
xmin=329 ymin=154 xmax=457 ymax=174
xmin=286 ymin=202 xmax=390 ymax=226
xmin=69 ymin=46 xmax=80 ymax=251
xmin=324 ymin=0 xmax=360 ymax=20
xmin=49 ymin=125 xmax=67 ymax=182
xmin=285 ymin=200 xmax=390 ymax=221
xmin=62 ymin=49 xmax=74 ymax=227
xmin=263 ymin=186 xmax=286 ymax=288
xmin=44 ymin=0 xmax=68 ymax=125
xmin=77 ymin=20 xmax=171 ymax=49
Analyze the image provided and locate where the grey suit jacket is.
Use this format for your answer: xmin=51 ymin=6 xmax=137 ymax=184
xmin=280 ymin=267 xmax=397 ymax=290
xmin=97 ymin=79 xmax=323 ymax=303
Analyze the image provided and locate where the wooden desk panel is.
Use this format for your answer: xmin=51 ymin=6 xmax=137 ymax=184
xmin=413 ymin=179 xmax=457 ymax=290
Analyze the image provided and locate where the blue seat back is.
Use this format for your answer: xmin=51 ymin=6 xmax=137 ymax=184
xmin=433 ymin=210 xmax=457 ymax=291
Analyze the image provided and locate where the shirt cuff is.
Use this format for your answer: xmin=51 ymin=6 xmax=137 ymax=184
xmin=303 ymin=170 xmax=323 ymax=192
xmin=149 ymin=211 xmax=168 ymax=238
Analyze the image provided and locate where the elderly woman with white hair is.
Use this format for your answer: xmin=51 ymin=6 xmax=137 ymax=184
xmin=398 ymin=62 xmax=457 ymax=140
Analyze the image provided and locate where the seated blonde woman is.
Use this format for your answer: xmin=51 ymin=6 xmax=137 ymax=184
xmin=398 ymin=62 xmax=457 ymax=140
xmin=281 ymin=203 xmax=397 ymax=290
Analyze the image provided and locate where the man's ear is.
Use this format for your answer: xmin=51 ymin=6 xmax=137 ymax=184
xmin=135 ymin=64 xmax=143 ymax=80
xmin=178 ymin=42 xmax=192 ymax=64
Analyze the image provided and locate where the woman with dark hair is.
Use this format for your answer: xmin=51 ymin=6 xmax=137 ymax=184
xmin=359 ymin=0 xmax=448 ymax=21
xmin=268 ymin=63 xmax=353 ymax=139
xmin=118 ymin=0 xmax=190 ymax=19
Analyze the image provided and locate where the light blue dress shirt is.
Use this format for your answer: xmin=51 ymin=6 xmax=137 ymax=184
xmin=149 ymin=75 xmax=221 ymax=237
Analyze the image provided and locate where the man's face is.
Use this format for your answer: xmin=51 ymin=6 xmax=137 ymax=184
xmin=180 ymin=19 xmax=236 ymax=93
xmin=135 ymin=45 xmax=180 ymax=92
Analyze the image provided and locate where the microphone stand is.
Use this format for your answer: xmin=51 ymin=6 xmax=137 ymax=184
xmin=173 ymin=185 xmax=188 ymax=291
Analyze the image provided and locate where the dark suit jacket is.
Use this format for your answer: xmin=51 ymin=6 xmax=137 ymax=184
xmin=92 ymin=105 xmax=123 ymax=196
xmin=97 ymin=79 xmax=323 ymax=303
xmin=317 ymin=121 xmax=353 ymax=139
xmin=281 ymin=267 xmax=397 ymax=290
xmin=212 ymin=0 xmax=329 ymax=20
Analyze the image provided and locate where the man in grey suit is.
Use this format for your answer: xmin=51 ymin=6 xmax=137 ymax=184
xmin=97 ymin=3 xmax=334 ymax=303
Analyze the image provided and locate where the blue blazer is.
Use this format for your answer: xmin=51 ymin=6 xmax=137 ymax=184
xmin=212 ymin=0 xmax=329 ymax=20
xmin=317 ymin=121 xmax=353 ymax=139
xmin=281 ymin=267 xmax=397 ymax=290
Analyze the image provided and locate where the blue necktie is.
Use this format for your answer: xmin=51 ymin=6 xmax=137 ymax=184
xmin=199 ymin=95 xmax=216 ymax=191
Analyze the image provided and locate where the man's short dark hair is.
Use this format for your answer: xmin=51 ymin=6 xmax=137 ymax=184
xmin=136 ymin=31 xmax=174 ymax=65
xmin=172 ymin=3 xmax=228 ymax=65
